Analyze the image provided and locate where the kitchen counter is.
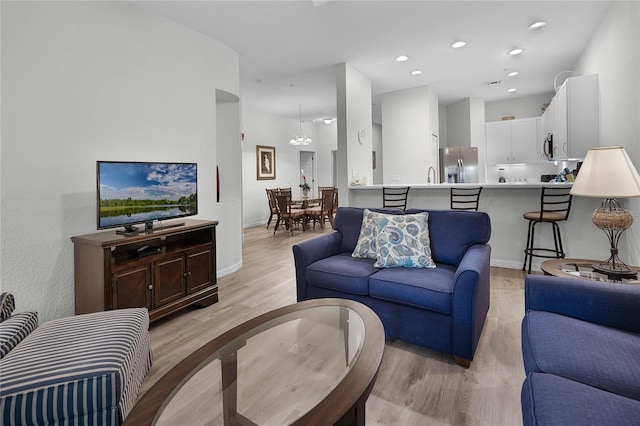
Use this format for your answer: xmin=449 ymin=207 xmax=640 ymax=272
xmin=347 ymin=181 xmax=605 ymax=272
xmin=349 ymin=181 xmax=573 ymax=189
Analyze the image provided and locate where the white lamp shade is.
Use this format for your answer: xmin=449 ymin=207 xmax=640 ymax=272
xmin=570 ymin=146 xmax=640 ymax=198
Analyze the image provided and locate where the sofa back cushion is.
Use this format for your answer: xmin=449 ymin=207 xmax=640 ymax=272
xmin=335 ymin=207 xmax=491 ymax=265
xmin=406 ymin=209 xmax=491 ymax=265
xmin=334 ymin=207 xmax=404 ymax=253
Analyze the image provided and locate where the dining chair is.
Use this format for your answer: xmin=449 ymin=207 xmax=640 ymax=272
xmin=273 ymin=193 xmax=306 ymax=235
xmin=383 ymin=186 xmax=410 ymax=210
xmin=450 ymin=187 xmax=483 ymax=211
xmin=318 ymin=186 xmax=338 ymax=213
xmin=265 ymin=188 xmax=279 ymax=228
xmin=305 ymin=188 xmax=335 ymax=229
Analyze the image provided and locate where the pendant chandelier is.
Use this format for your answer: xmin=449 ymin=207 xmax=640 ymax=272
xmin=289 ymin=104 xmax=312 ymax=146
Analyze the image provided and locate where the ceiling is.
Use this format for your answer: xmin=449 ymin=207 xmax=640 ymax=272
xmin=133 ymin=1 xmax=612 ymax=123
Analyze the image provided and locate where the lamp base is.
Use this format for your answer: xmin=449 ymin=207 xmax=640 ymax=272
xmin=592 ymin=261 xmax=638 ymax=279
xmin=590 ymin=199 xmax=637 ymax=279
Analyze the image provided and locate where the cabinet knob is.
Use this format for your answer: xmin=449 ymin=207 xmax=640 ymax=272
xmin=148 ymin=285 xmax=153 ymax=290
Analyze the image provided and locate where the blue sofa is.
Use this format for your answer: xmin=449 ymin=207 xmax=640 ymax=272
xmin=293 ymin=207 xmax=491 ymax=366
xmin=521 ymin=274 xmax=640 ymax=425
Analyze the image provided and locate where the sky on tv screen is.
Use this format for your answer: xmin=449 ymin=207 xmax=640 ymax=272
xmin=99 ymin=162 xmax=197 ymax=201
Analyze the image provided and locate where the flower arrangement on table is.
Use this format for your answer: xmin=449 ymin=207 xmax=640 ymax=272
xmin=299 ymin=170 xmax=311 ymax=194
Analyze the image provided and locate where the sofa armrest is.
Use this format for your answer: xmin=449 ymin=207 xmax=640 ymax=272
xmin=524 ymin=274 xmax=640 ymax=335
xmin=451 ymin=243 xmax=492 ymax=361
xmin=293 ymin=232 xmax=343 ymax=301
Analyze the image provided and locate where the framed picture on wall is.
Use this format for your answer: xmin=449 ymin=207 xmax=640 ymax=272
xmin=256 ymin=145 xmax=276 ymax=180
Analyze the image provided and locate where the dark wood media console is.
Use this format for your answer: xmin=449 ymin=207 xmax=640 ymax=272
xmin=71 ymin=219 xmax=218 ymax=322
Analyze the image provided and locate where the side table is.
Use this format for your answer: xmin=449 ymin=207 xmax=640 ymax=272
xmin=541 ymin=258 xmax=640 ymax=284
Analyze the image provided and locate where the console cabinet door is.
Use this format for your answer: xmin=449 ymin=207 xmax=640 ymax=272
xmin=153 ymin=254 xmax=186 ymax=308
xmin=112 ymin=264 xmax=151 ymax=310
xmin=186 ymin=245 xmax=214 ymax=294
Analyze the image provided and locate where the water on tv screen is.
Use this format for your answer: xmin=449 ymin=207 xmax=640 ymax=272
xmin=97 ymin=161 xmax=198 ymax=230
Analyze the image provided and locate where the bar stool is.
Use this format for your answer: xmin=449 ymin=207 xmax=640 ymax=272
xmin=522 ymin=187 xmax=573 ymax=273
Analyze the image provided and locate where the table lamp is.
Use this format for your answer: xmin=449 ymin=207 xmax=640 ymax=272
xmin=570 ymin=146 xmax=640 ymax=276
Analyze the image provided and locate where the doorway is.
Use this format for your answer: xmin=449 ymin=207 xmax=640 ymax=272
xmin=299 ymin=151 xmax=316 ymax=197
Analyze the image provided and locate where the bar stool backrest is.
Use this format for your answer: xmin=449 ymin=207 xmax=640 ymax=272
xmin=383 ymin=186 xmax=411 ymax=210
xmin=450 ymin=187 xmax=483 ymax=211
xmin=536 ymin=187 xmax=573 ymax=221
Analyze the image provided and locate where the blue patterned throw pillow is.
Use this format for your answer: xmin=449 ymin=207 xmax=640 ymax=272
xmin=374 ymin=213 xmax=436 ymax=268
xmin=352 ymin=209 xmax=391 ymax=259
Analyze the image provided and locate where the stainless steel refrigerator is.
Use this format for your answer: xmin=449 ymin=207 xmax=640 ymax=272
xmin=439 ymin=147 xmax=479 ymax=183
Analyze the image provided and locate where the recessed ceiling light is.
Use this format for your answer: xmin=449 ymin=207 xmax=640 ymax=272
xmin=529 ymin=21 xmax=547 ymax=30
xmin=395 ymin=55 xmax=409 ymax=62
xmin=451 ymin=41 xmax=466 ymax=49
xmin=323 ymin=118 xmax=334 ymax=124
xmin=508 ymin=71 xmax=520 ymax=77
xmin=508 ymin=88 xmax=518 ymax=93
xmin=411 ymin=70 xmax=423 ymax=76
xmin=508 ymin=48 xmax=525 ymax=56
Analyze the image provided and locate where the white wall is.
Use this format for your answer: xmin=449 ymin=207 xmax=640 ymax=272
xmin=241 ymin=107 xmax=328 ymax=227
xmin=438 ymin=104 xmax=448 ymax=147
xmin=381 ymin=85 xmax=438 ymax=184
xmin=446 ymin=99 xmax=472 ymax=147
xmin=315 ymin=121 xmax=339 ymax=188
xmin=1 ymin=1 xmax=241 ymax=321
xmin=372 ymin=124 xmax=383 ymax=184
xmin=485 ymin=93 xmax=555 ymax=122
xmin=572 ymin=0 xmax=640 ymax=265
xmin=337 ymin=63 xmax=373 ymax=204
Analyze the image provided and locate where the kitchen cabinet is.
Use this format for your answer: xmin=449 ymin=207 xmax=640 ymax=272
xmin=486 ymin=117 xmax=539 ymax=165
xmin=72 ymin=219 xmax=218 ymax=322
xmin=547 ymin=74 xmax=599 ymax=159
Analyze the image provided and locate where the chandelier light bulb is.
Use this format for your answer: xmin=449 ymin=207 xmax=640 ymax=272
xmin=289 ymin=105 xmax=312 ymax=146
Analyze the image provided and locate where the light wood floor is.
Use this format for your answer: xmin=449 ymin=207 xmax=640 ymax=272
xmin=140 ymin=224 xmax=531 ymax=425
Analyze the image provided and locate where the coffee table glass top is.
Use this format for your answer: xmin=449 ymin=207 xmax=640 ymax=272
xmin=154 ymin=305 xmax=366 ymax=426
xmin=544 ymin=259 xmax=640 ymax=285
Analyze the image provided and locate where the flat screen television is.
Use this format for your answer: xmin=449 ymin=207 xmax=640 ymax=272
xmin=97 ymin=161 xmax=198 ymax=232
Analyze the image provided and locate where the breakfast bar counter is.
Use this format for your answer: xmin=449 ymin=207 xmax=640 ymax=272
xmin=348 ymin=183 xmax=609 ymax=271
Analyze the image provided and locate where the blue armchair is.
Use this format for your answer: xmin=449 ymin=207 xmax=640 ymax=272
xmin=521 ymin=274 xmax=640 ymax=425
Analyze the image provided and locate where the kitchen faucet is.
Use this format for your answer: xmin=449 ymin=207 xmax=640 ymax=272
xmin=427 ymin=166 xmax=436 ymax=184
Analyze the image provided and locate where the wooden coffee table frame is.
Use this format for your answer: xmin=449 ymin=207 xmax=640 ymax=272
xmin=124 ymin=298 xmax=385 ymax=426
xmin=541 ymin=258 xmax=639 ymax=281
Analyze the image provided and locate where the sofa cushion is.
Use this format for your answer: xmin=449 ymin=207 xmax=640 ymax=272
xmin=334 ymin=207 xmax=404 ymax=253
xmin=306 ymin=252 xmax=378 ymax=295
xmin=521 ymin=372 xmax=640 ymax=426
xmin=522 ymin=310 xmax=640 ymax=401
xmin=0 ymin=293 xmax=15 ymax=322
xmin=0 ymin=311 xmax=38 ymax=359
xmin=406 ymin=209 xmax=490 ymax=265
xmin=374 ymin=213 xmax=436 ymax=268
xmin=369 ymin=263 xmax=456 ymax=314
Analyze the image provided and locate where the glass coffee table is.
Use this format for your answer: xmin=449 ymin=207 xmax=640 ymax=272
xmin=541 ymin=258 xmax=640 ymax=284
xmin=124 ymin=298 xmax=385 ymax=426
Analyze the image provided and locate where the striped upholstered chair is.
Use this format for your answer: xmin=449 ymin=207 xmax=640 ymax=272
xmin=0 ymin=300 xmax=152 ymax=425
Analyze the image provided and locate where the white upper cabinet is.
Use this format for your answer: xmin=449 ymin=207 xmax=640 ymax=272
xmin=486 ymin=117 xmax=540 ymax=165
xmin=548 ymin=74 xmax=599 ymax=159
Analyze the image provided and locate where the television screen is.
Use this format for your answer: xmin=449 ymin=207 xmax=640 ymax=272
xmin=97 ymin=161 xmax=198 ymax=231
